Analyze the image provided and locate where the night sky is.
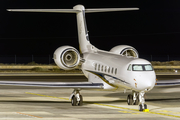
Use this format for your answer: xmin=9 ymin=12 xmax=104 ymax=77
xmin=1 ymin=1 xmax=180 ymax=60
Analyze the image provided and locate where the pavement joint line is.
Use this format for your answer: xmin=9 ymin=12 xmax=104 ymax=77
xmin=26 ymin=92 xmax=180 ymax=119
xmin=16 ymin=112 xmax=43 ymax=118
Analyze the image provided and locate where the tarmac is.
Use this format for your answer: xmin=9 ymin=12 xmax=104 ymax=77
xmin=0 ymin=73 xmax=179 ymax=119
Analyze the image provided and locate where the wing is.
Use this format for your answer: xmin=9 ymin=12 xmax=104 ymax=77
xmin=0 ymin=81 xmax=104 ymax=89
xmin=155 ymin=75 xmax=180 ymax=86
xmin=155 ymin=79 xmax=180 ymax=86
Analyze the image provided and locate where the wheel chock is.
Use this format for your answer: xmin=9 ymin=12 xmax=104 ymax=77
xmin=143 ymin=109 xmax=149 ymax=112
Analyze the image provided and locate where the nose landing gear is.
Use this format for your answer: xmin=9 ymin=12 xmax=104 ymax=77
xmin=70 ymin=90 xmax=83 ymax=106
xmin=127 ymin=91 xmax=148 ymax=111
xmin=138 ymin=91 xmax=147 ymax=111
xmin=127 ymin=91 xmax=139 ymax=105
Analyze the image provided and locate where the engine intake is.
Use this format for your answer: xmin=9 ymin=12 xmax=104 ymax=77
xmin=110 ymin=45 xmax=139 ymax=58
xmin=54 ymin=46 xmax=80 ymax=70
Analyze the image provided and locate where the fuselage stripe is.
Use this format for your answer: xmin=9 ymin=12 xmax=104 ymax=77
xmin=86 ymin=70 xmax=118 ymax=89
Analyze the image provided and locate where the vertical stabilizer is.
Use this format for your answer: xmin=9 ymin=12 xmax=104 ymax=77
xmin=73 ymin=5 xmax=92 ymax=53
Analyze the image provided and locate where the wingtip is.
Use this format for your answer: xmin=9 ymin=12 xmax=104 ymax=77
xmin=7 ymin=9 xmax=13 ymax=12
xmin=7 ymin=9 xmax=11 ymax=11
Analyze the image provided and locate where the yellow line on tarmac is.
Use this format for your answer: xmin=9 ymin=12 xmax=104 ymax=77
xmin=94 ymin=103 xmax=138 ymax=111
xmin=26 ymin=92 xmax=180 ymax=119
xmin=26 ymin=92 xmax=69 ymax=100
xmin=119 ymin=110 xmax=140 ymax=114
xmin=94 ymin=103 xmax=180 ymax=118
xmin=146 ymin=111 xmax=180 ymax=118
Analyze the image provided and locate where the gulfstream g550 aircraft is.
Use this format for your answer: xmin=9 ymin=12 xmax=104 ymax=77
xmin=3 ymin=4 xmax=177 ymax=111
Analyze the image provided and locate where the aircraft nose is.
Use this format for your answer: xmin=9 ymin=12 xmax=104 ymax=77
xmin=137 ymin=79 xmax=155 ymax=91
xmin=144 ymin=80 xmax=154 ymax=90
xmin=134 ymin=72 xmax=156 ymax=91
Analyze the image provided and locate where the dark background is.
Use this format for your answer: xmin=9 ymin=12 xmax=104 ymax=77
xmin=0 ymin=0 xmax=180 ymax=63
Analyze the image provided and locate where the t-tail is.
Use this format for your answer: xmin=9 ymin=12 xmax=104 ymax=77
xmin=7 ymin=5 xmax=139 ymax=53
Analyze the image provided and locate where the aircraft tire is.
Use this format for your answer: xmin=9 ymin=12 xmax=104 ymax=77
xmin=78 ymin=95 xmax=83 ymax=106
xmin=71 ymin=95 xmax=77 ymax=106
xmin=127 ymin=94 xmax=133 ymax=105
xmin=134 ymin=97 xmax=139 ymax=105
xmin=139 ymin=104 xmax=143 ymax=111
xmin=144 ymin=104 xmax=147 ymax=109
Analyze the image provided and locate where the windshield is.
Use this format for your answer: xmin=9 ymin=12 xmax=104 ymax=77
xmin=132 ymin=64 xmax=153 ymax=71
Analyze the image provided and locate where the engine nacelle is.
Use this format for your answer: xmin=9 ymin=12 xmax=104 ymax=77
xmin=110 ymin=45 xmax=139 ymax=58
xmin=53 ymin=46 xmax=80 ymax=70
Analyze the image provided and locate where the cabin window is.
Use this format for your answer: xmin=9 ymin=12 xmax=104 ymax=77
xmin=111 ymin=68 xmax=114 ymax=74
xmin=95 ymin=63 xmax=97 ymax=70
xmin=98 ymin=64 xmax=100 ymax=71
xmin=115 ymin=68 xmax=117 ymax=74
xmin=101 ymin=65 xmax=103 ymax=71
xmin=105 ymin=66 xmax=107 ymax=72
xmin=108 ymin=67 xmax=110 ymax=73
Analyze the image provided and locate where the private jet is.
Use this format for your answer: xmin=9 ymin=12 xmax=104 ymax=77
xmin=3 ymin=5 xmax=179 ymax=111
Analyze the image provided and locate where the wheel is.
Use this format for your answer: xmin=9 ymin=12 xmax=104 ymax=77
xmin=144 ymin=104 xmax=147 ymax=109
xmin=134 ymin=97 xmax=139 ymax=105
xmin=78 ymin=95 xmax=83 ymax=106
xmin=71 ymin=95 xmax=77 ymax=106
xmin=127 ymin=94 xmax=133 ymax=105
xmin=139 ymin=104 xmax=143 ymax=111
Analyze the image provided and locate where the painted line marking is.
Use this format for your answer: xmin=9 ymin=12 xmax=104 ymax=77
xmin=94 ymin=103 xmax=138 ymax=111
xmin=118 ymin=111 xmax=140 ymax=114
xmin=26 ymin=92 xmax=180 ymax=118
xmin=158 ymin=110 xmax=180 ymax=114
xmin=16 ymin=112 xmax=42 ymax=118
xmin=26 ymin=92 xmax=69 ymax=100
xmin=94 ymin=103 xmax=180 ymax=118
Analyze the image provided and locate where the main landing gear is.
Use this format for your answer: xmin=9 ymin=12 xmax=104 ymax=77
xmin=70 ymin=90 xmax=83 ymax=106
xmin=127 ymin=91 xmax=147 ymax=111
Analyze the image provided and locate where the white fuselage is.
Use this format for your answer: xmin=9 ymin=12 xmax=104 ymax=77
xmin=81 ymin=50 xmax=156 ymax=92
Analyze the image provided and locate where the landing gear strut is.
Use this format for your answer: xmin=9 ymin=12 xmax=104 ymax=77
xmin=127 ymin=91 xmax=147 ymax=111
xmin=70 ymin=90 xmax=83 ymax=106
xmin=127 ymin=91 xmax=139 ymax=105
xmin=138 ymin=91 xmax=147 ymax=111
xmin=133 ymin=91 xmax=139 ymax=105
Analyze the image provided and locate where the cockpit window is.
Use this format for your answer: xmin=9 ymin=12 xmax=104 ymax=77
xmin=133 ymin=65 xmax=143 ymax=71
xmin=132 ymin=64 xmax=153 ymax=71
xmin=144 ymin=64 xmax=153 ymax=71
xmin=127 ymin=64 xmax=132 ymax=71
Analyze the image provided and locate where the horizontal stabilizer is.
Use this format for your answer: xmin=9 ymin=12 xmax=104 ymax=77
xmin=85 ymin=8 xmax=139 ymax=13
xmin=7 ymin=9 xmax=80 ymax=13
xmin=7 ymin=8 xmax=139 ymax=13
